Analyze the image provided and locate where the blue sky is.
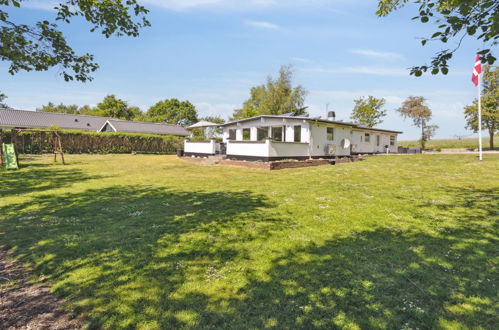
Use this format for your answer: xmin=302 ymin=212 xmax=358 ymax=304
xmin=0 ymin=0 xmax=492 ymax=140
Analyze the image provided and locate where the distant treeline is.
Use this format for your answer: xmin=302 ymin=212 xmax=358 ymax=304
xmin=37 ymin=95 xmax=225 ymax=127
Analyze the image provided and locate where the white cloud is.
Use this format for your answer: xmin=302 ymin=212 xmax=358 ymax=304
xmin=305 ymin=66 xmax=408 ymax=76
xmin=244 ymin=20 xmax=282 ymax=30
xmin=142 ymin=0 xmax=335 ymax=11
xmin=142 ymin=0 xmax=224 ymax=11
xmin=351 ymin=49 xmax=404 ymax=60
xmin=292 ymin=57 xmax=313 ymax=63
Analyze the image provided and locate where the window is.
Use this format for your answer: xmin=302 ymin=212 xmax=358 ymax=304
xmin=364 ymin=133 xmax=370 ymax=143
xmin=390 ymin=136 xmax=395 ymax=146
xmin=257 ymin=126 xmax=269 ymax=141
xmin=327 ymin=127 xmax=334 ymax=141
xmin=294 ymin=125 xmax=301 ymax=142
xmin=272 ymin=126 xmax=283 ymax=141
xmin=242 ymin=128 xmax=251 ymax=140
xmin=376 ymin=135 xmax=380 ymax=146
xmin=228 ymin=129 xmax=236 ymax=140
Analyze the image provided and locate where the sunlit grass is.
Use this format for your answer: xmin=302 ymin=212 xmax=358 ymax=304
xmin=399 ymin=136 xmax=498 ymax=149
xmin=1 ymin=154 xmax=498 ymax=329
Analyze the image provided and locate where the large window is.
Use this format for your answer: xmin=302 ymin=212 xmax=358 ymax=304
xmin=294 ymin=125 xmax=301 ymax=142
xmin=242 ymin=128 xmax=251 ymax=140
xmin=228 ymin=129 xmax=236 ymax=140
xmin=364 ymin=133 xmax=370 ymax=143
xmin=390 ymin=136 xmax=395 ymax=146
xmin=257 ymin=126 xmax=269 ymax=141
xmin=272 ymin=126 xmax=283 ymax=142
xmin=376 ymin=135 xmax=380 ymax=146
xmin=327 ymin=127 xmax=334 ymax=141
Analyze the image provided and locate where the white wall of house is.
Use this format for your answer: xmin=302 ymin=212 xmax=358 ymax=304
xmin=226 ymin=141 xmax=269 ymax=157
xmin=269 ymin=142 xmax=310 ymax=158
xmin=222 ymin=116 xmax=400 ymax=158
xmin=309 ymin=122 xmax=353 ymax=157
xmin=184 ymin=140 xmax=217 ymax=155
xmin=223 ymin=118 xmax=311 ymax=144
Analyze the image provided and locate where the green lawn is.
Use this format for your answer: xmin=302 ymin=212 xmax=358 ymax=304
xmin=399 ymin=136 xmax=498 ymax=149
xmin=1 ymin=154 xmax=498 ymax=329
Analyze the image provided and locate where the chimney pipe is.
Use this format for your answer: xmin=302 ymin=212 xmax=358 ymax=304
xmin=327 ymin=111 xmax=336 ymax=121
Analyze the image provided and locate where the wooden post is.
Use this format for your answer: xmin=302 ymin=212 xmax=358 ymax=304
xmin=11 ymin=129 xmax=20 ymax=168
xmin=54 ymin=131 xmax=65 ymax=165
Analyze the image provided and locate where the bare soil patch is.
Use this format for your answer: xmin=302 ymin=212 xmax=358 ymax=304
xmin=0 ymin=249 xmax=81 ymax=330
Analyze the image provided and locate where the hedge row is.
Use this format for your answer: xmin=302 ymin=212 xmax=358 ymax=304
xmin=1 ymin=129 xmax=184 ymax=154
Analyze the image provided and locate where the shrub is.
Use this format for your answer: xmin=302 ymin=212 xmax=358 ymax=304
xmin=1 ymin=129 xmax=183 ymax=154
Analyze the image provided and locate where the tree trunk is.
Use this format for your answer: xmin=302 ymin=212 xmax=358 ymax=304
xmin=420 ymin=122 xmax=426 ymax=150
xmin=489 ymin=128 xmax=495 ymax=150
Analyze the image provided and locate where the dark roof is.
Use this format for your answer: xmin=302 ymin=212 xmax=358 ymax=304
xmin=104 ymin=119 xmax=189 ymax=136
xmin=221 ymin=115 xmax=403 ymax=134
xmin=0 ymin=108 xmax=189 ymax=136
xmin=0 ymin=108 xmax=106 ymax=131
xmin=221 ymin=115 xmax=357 ymax=128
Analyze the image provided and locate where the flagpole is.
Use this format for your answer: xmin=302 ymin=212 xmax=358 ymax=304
xmin=477 ymin=72 xmax=483 ymax=161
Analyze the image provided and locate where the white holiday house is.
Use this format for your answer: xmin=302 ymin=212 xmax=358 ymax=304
xmin=184 ymin=113 xmax=402 ymax=161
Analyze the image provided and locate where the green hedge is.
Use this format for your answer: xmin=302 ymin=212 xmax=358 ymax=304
xmin=1 ymin=129 xmax=184 ymax=154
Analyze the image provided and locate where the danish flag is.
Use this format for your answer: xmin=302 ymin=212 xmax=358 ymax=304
xmin=471 ymin=54 xmax=482 ymax=86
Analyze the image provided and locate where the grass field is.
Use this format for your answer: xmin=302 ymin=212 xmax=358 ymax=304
xmin=399 ymin=136 xmax=498 ymax=149
xmin=1 ymin=154 xmax=498 ymax=329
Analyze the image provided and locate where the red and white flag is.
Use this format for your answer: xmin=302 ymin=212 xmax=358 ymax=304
xmin=472 ymin=54 xmax=482 ymax=86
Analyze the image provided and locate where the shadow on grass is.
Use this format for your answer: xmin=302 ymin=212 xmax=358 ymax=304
xmin=0 ymin=163 xmax=104 ymax=198
xmin=1 ymin=182 xmax=497 ymax=329
xmin=192 ymin=186 xmax=496 ymax=329
xmin=0 ymin=185 xmax=289 ymax=328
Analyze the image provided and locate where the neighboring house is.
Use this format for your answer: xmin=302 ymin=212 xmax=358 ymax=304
xmin=184 ymin=113 xmax=402 ymax=160
xmin=0 ymin=108 xmax=189 ymax=136
xmin=99 ymin=119 xmax=189 ymax=136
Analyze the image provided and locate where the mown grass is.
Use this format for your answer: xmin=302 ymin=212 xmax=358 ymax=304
xmin=1 ymin=154 xmax=498 ymax=329
xmin=399 ymin=136 xmax=498 ymax=149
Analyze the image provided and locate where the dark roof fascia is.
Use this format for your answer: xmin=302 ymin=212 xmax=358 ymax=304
xmin=221 ymin=115 xmax=402 ymax=134
xmin=352 ymin=127 xmax=403 ymax=134
xmin=221 ymin=115 xmax=355 ymax=128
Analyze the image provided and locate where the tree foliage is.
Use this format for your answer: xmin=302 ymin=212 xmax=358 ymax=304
xmin=0 ymin=0 xmax=150 ymax=82
xmin=377 ymin=0 xmax=498 ymax=76
xmin=95 ymin=95 xmax=138 ymax=120
xmin=37 ymin=102 xmax=79 ymax=114
xmin=232 ymin=65 xmax=307 ymax=120
xmin=350 ymin=96 xmax=387 ymax=127
xmin=146 ymin=99 xmax=198 ymax=126
xmin=37 ymin=95 xmax=144 ymax=121
xmin=0 ymin=91 xmax=8 ymax=108
xmin=397 ymin=96 xmax=439 ymax=149
xmin=464 ymin=65 xmax=498 ymax=149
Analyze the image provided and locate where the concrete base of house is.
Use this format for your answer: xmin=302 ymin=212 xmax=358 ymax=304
xmin=225 ymin=154 xmax=347 ymax=162
xmin=184 ymin=152 xmax=216 ymax=157
xmin=179 ymin=155 xmax=363 ymax=170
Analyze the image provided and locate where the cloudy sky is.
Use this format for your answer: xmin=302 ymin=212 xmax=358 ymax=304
xmin=0 ymin=0 xmax=489 ymax=140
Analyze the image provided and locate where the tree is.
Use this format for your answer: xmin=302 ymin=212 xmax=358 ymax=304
xmin=195 ymin=115 xmax=225 ymax=138
xmin=377 ymin=0 xmax=498 ymax=76
xmin=397 ymin=96 xmax=439 ymax=149
xmin=0 ymin=0 xmax=150 ymax=82
xmin=0 ymin=91 xmax=8 ymax=108
xmin=95 ymin=95 xmax=139 ymax=120
xmin=464 ymin=65 xmax=498 ymax=149
xmin=201 ymin=115 xmax=225 ymax=125
xmin=350 ymin=96 xmax=387 ymax=127
xmin=146 ymin=99 xmax=198 ymax=126
xmin=37 ymin=102 xmax=79 ymax=114
xmin=232 ymin=65 xmax=308 ymax=120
